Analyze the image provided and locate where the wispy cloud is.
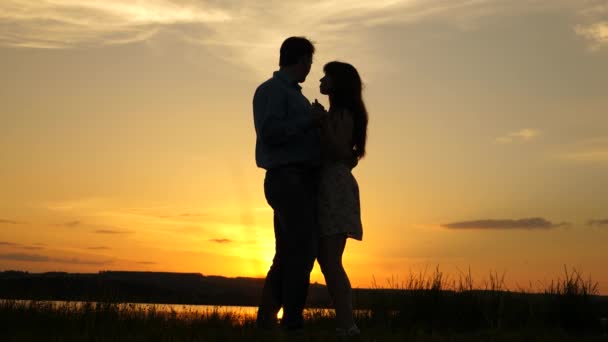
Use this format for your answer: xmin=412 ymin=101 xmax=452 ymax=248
xmin=0 ymin=241 xmax=43 ymax=250
xmin=588 ymin=219 xmax=608 ymax=226
xmin=556 ymin=137 xmax=608 ymax=163
xmin=87 ymin=246 xmax=110 ymax=250
xmin=53 ymin=219 xmax=133 ymax=234
xmin=0 ymin=252 xmax=49 ymax=262
xmin=95 ymin=229 xmax=131 ymax=234
xmin=43 ymin=198 xmax=108 ymax=211
xmin=209 ymin=238 xmax=232 ymax=244
xmin=575 ymin=2 xmax=608 ymax=51
xmin=0 ymin=252 xmax=112 ymax=265
xmin=0 ymin=0 xmax=231 ymax=48
xmin=179 ymin=213 xmax=207 ymax=218
xmin=442 ymin=217 xmax=568 ymax=230
xmin=106 ymin=207 xmax=253 ymax=230
xmin=0 ymin=0 xmax=543 ymax=71
xmin=21 ymin=246 xmax=44 ymax=250
xmin=496 ymin=129 xmax=541 ymax=144
xmin=0 ymin=219 xmax=24 ymax=225
xmin=575 ymin=21 xmax=608 ymax=51
xmin=136 ymin=261 xmax=157 ymax=265
xmin=156 ymin=212 xmax=209 ymax=220
xmin=559 ymin=150 xmax=608 ymax=162
xmin=1 ymin=0 xmax=595 ymax=80
xmin=0 ymin=241 xmax=19 ymax=246
xmin=580 ymin=2 xmax=608 ymax=16
xmin=180 ymin=0 xmax=513 ymax=73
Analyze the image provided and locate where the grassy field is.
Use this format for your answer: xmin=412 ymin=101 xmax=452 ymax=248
xmin=1 ymin=267 xmax=607 ymax=341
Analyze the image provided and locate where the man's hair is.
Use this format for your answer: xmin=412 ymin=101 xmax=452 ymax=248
xmin=279 ymin=37 xmax=315 ymax=67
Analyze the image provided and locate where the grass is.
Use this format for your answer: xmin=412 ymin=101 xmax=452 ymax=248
xmin=1 ymin=266 xmax=607 ymax=341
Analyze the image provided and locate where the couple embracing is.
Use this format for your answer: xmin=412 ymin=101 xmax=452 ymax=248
xmin=253 ymin=36 xmax=368 ymax=337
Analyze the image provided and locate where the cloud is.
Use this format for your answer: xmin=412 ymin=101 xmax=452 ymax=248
xmin=588 ymin=219 xmax=608 ymax=226
xmin=580 ymin=2 xmax=608 ymax=16
xmin=0 ymin=0 xmax=405 ymax=49
xmin=0 ymin=0 xmax=232 ymax=49
xmin=95 ymin=229 xmax=131 ymax=234
xmin=575 ymin=22 xmax=608 ymax=49
xmin=43 ymin=198 xmax=108 ymax=211
xmin=21 ymin=246 xmax=44 ymax=250
xmin=0 ymin=0 xmax=563 ymax=76
xmin=56 ymin=220 xmax=133 ymax=234
xmin=180 ymin=0 xmax=512 ymax=73
xmin=0 ymin=219 xmax=24 ymax=225
xmin=136 ymin=261 xmax=157 ymax=265
xmin=0 ymin=241 xmax=19 ymax=246
xmin=209 ymin=238 xmax=232 ymax=244
xmin=559 ymin=150 xmax=608 ymax=162
xmin=556 ymin=137 xmax=608 ymax=163
xmin=111 ymin=207 xmax=253 ymax=230
xmin=0 ymin=252 xmax=49 ymax=262
xmin=0 ymin=252 xmax=112 ymax=265
xmin=496 ymin=129 xmax=541 ymax=144
xmin=0 ymin=241 xmax=42 ymax=250
xmin=1 ymin=0 xmax=595 ymax=79
xmin=442 ymin=217 xmax=568 ymax=230
xmin=54 ymin=220 xmax=134 ymax=234
xmin=574 ymin=1 xmax=608 ymax=51
xmin=87 ymin=246 xmax=110 ymax=250
xmin=179 ymin=213 xmax=207 ymax=217
xmin=154 ymin=213 xmax=210 ymax=222
xmin=63 ymin=220 xmax=82 ymax=227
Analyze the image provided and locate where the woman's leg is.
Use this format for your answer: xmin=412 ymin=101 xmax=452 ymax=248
xmin=318 ymin=234 xmax=356 ymax=330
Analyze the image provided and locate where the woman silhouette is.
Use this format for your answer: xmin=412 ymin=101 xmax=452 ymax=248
xmin=316 ymin=61 xmax=368 ymax=337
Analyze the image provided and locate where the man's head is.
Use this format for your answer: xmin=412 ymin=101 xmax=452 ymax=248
xmin=279 ymin=36 xmax=315 ymax=83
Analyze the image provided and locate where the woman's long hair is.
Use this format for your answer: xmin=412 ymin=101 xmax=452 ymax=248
xmin=323 ymin=61 xmax=368 ymax=159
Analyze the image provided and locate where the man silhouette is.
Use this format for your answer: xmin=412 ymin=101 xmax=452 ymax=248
xmin=253 ymin=36 xmax=324 ymax=331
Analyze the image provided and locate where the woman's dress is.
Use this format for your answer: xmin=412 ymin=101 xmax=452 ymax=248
xmin=318 ymin=109 xmax=363 ymax=240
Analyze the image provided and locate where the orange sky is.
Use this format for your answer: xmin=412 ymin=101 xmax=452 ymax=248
xmin=1 ymin=0 xmax=607 ymax=293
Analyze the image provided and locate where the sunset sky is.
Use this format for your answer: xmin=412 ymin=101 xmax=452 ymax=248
xmin=1 ymin=0 xmax=607 ymax=293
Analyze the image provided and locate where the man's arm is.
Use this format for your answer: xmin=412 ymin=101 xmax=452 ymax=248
xmin=254 ymin=84 xmax=319 ymax=146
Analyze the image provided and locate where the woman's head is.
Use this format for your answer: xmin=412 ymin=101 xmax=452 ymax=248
xmin=319 ymin=61 xmax=361 ymax=98
xmin=320 ymin=61 xmax=368 ymax=159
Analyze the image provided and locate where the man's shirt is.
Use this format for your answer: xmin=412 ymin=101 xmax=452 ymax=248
xmin=253 ymin=70 xmax=320 ymax=169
